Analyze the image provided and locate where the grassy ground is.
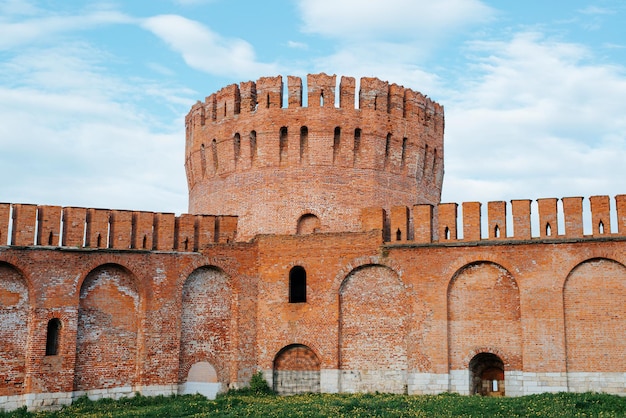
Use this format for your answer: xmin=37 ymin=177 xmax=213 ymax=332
xmin=2 ymin=391 xmax=626 ymax=418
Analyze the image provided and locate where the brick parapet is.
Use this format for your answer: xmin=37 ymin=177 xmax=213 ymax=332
xmin=366 ymin=195 xmax=626 ymax=244
xmin=0 ymin=203 xmax=237 ymax=251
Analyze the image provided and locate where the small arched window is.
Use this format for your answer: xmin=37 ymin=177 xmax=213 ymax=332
xmin=289 ymin=266 xmax=307 ymax=303
xmin=46 ymin=318 xmax=62 ymax=356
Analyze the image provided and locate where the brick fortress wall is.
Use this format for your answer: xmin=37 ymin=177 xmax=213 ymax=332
xmin=1 ymin=73 xmax=625 ymax=411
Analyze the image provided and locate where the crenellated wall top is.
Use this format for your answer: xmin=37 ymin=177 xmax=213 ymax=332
xmin=0 ymin=203 xmax=237 ymax=251
xmin=363 ymin=195 xmax=626 ymax=244
xmin=185 ymin=73 xmax=443 ymax=126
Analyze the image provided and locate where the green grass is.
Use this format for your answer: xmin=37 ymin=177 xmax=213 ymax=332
xmin=2 ymin=391 xmax=625 ymax=417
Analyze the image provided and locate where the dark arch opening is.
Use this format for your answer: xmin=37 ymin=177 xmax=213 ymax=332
xmin=289 ymin=266 xmax=306 ymax=303
xmin=46 ymin=318 xmax=62 ymax=356
xmin=469 ymin=353 xmax=505 ymax=396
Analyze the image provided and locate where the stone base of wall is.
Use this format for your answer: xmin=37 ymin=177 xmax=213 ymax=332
xmin=449 ymin=370 xmax=470 ymax=395
xmin=339 ymin=370 xmax=407 ymax=394
xmin=0 ymin=384 xmax=181 ymax=412
xmin=449 ymin=370 xmax=569 ymax=396
xmin=178 ymin=382 xmax=222 ymax=399
xmin=0 ymin=392 xmax=74 ymax=412
xmin=320 ymin=369 xmax=340 ymax=393
xmin=517 ymin=372 xmax=568 ymax=395
xmin=567 ymin=372 xmax=626 ymax=394
xmin=407 ymin=372 xmax=449 ymax=394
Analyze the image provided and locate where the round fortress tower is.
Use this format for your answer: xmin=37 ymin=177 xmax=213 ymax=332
xmin=185 ymin=73 xmax=444 ymax=241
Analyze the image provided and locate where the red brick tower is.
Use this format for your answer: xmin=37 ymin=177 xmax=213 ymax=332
xmin=185 ymin=73 xmax=444 ymax=241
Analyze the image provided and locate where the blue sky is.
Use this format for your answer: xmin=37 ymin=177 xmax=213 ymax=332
xmin=1 ymin=0 xmax=625 ymax=222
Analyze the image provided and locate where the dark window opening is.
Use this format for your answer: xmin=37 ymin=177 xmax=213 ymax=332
xmin=422 ymin=144 xmax=429 ymax=178
xmin=444 ymin=226 xmax=450 ymax=240
xmin=289 ymin=266 xmax=307 ymax=303
xmin=211 ymin=139 xmax=218 ymax=171
xmin=234 ymin=133 xmax=241 ymax=165
xmin=401 ymin=137 xmax=407 ymax=168
xmin=48 ymin=231 xmax=54 ymax=245
xmin=396 ymin=228 xmax=402 ymax=241
xmin=46 ymin=318 xmax=62 ymax=356
xmin=333 ymin=127 xmax=341 ymax=163
xmin=384 ymin=133 xmax=391 ymax=167
xmin=250 ymin=131 xmax=257 ymax=162
xmin=200 ymin=143 xmax=207 ymax=176
xmin=353 ymin=128 xmax=361 ymax=166
xmin=280 ymin=127 xmax=288 ymax=164
xmin=142 ymin=235 xmax=147 ymax=249
xmin=300 ymin=126 xmax=308 ymax=162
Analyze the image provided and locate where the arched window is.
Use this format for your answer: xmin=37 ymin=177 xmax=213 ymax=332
xmin=46 ymin=318 xmax=62 ymax=356
xmin=289 ymin=266 xmax=307 ymax=303
xmin=279 ymin=127 xmax=288 ymax=164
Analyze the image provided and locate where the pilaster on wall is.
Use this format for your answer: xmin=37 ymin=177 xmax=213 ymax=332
xmin=0 ymin=203 xmax=238 ymax=252
xmin=367 ymin=195 xmax=626 ymax=245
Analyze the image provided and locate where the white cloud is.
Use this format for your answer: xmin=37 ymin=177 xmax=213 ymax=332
xmin=287 ymin=40 xmax=308 ymax=49
xmin=441 ymin=32 xmax=626 ymax=204
xmin=0 ymin=10 xmax=134 ymax=49
xmin=0 ymin=45 xmax=190 ymax=213
xmin=141 ymin=14 xmax=279 ymax=79
xmin=297 ymin=0 xmax=493 ymax=40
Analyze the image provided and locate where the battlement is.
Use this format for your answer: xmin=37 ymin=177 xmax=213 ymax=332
xmin=0 ymin=203 xmax=237 ymax=251
xmin=185 ymin=74 xmax=444 ymax=240
xmin=184 ymin=73 xmax=443 ymax=185
xmin=363 ymin=195 xmax=626 ymax=244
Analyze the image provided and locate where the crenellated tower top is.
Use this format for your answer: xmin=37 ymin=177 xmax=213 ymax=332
xmin=185 ymin=73 xmax=444 ymax=241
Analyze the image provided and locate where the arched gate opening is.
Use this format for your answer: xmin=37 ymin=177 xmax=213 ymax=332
xmin=469 ymin=353 xmax=505 ymax=396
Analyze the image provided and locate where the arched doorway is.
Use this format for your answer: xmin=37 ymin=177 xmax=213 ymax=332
xmin=273 ymin=344 xmax=320 ymax=395
xmin=469 ymin=353 xmax=505 ymax=396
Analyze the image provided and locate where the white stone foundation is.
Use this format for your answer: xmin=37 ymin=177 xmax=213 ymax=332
xmin=567 ymin=372 xmax=626 ymax=395
xmin=178 ymin=382 xmax=222 ymax=399
xmin=449 ymin=370 xmax=470 ymax=395
xmin=407 ymin=372 xmax=449 ymax=394
xmin=320 ymin=369 xmax=340 ymax=393
xmin=339 ymin=370 xmax=407 ymax=394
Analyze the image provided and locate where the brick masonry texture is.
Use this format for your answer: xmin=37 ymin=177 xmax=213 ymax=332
xmin=1 ymin=74 xmax=625 ymax=411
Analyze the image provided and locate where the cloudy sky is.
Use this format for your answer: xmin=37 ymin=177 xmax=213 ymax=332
xmin=1 ymin=0 xmax=625 ymax=225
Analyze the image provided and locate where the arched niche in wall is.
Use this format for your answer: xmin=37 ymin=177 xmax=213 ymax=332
xmin=296 ymin=214 xmax=320 ymax=235
xmin=179 ymin=266 xmax=232 ymax=394
xmin=447 ymin=262 xmax=522 ymax=394
xmin=0 ymin=262 xmax=29 ymax=397
xmin=564 ymin=258 xmax=626 ymax=393
xmin=74 ymin=263 xmax=141 ymax=392
xmin=338 ymin=264 xmax=408 ymax=394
